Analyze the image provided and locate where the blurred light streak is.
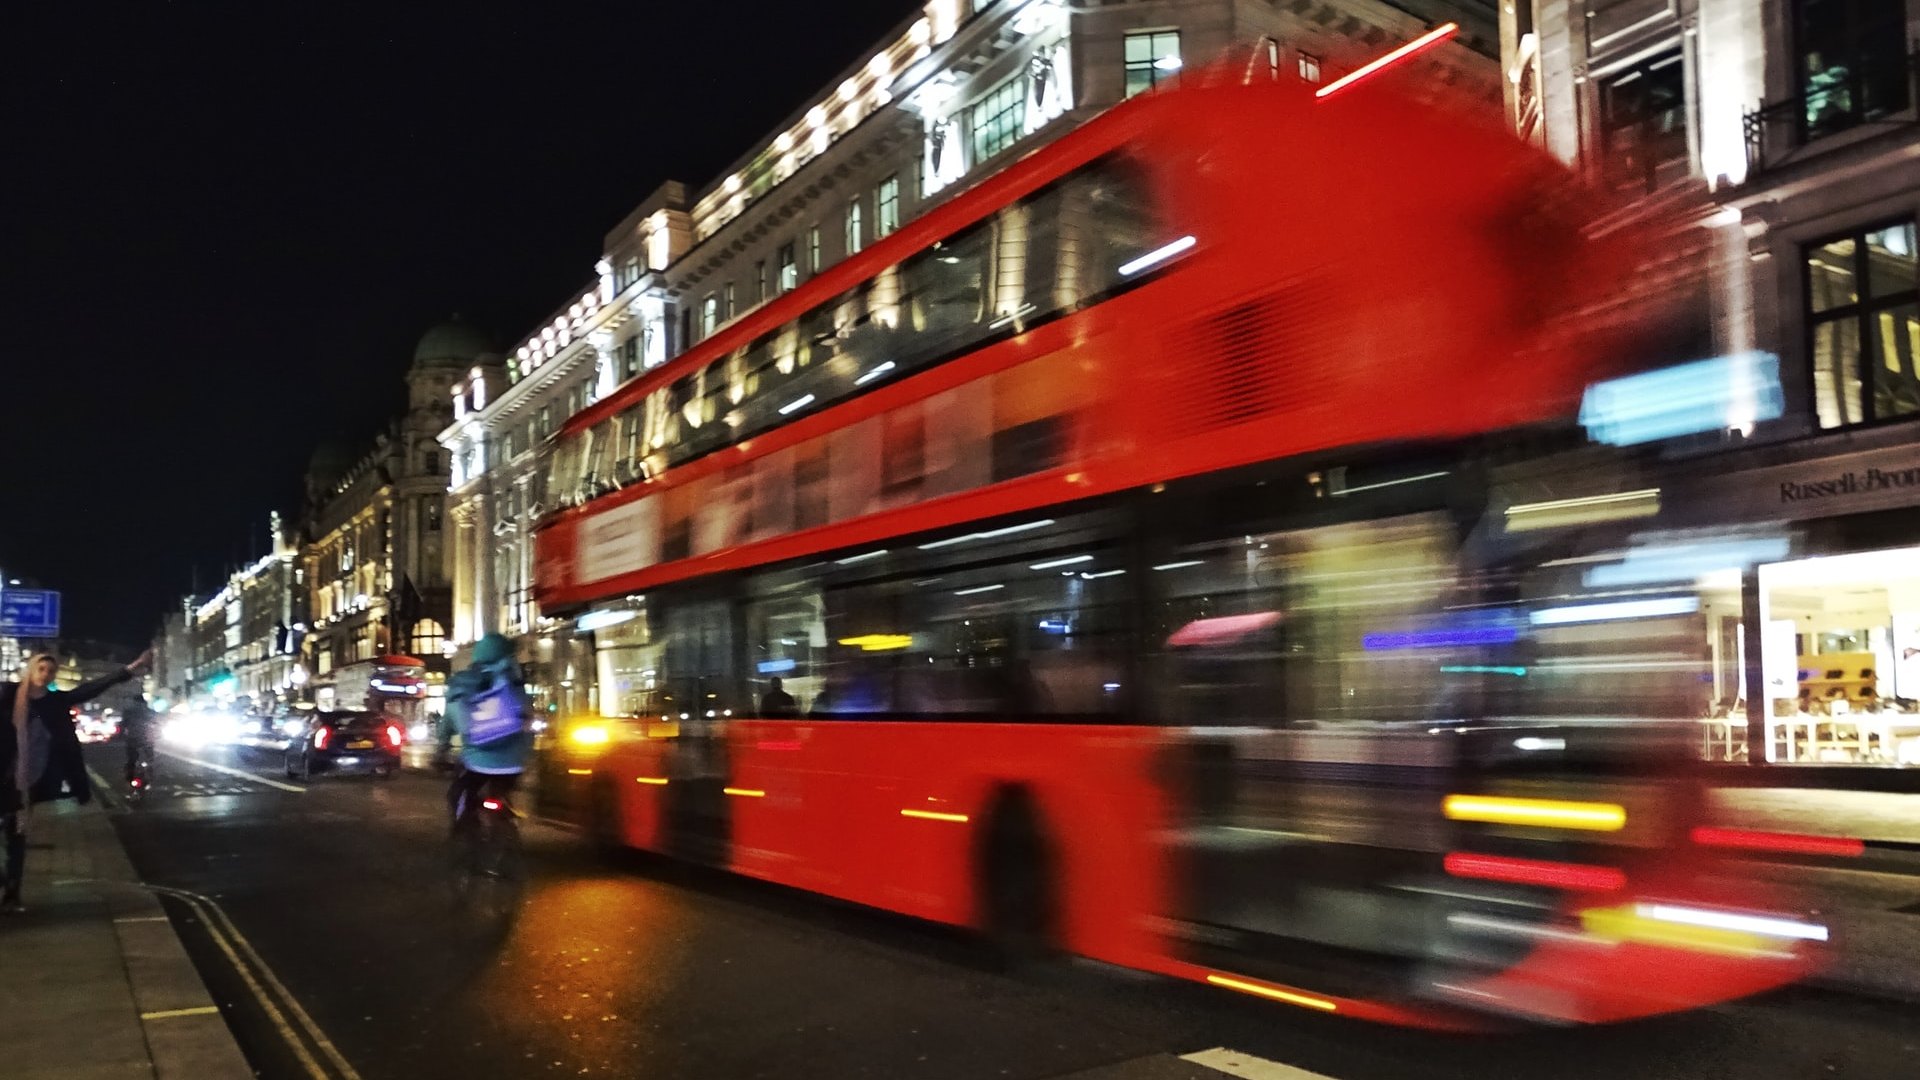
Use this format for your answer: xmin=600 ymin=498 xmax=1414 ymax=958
xmin=1332 ymin=470 xmax=1448 ymax=497
xmin=566 ymin=768 xmax=593 ymax=776
xmin=1204 ymin=973 xmax=1339 ymax=1012
xmin=1690 ymin=826 xmax=1865 ymax=858
xmin=723 ymin=787 xmax=766 ymax=798
xmin=1446 ymin=911 xmax=1602 ymax=946
xmin=900 ymin=808 xmax=969 ymax=823
xmin=1441 ymin=665 xmax=1528 ymax=676
xmin=1580 ymin=352 xmax=1783 ymax=445
xmin=1444 ymin=851 xmax=1627 ymax=892
xmin=1584 ymin=536 xmax=1791 ymax=587
xmin=918 ymin=519 xmax=1056 ymax=549
xmin=756 ymin=739 xmax=804 ymax=751
xmin=838 ymin=633 xmax=914 ymax=650
xmin=575 ymin=609 xmax=638 ymax=632
xmin=1444 ymin=794 xmax=1627 ymax=831
xmin=1530 ymin=597 xmax=1700 ymax=625
xmin=1363 ymin=624 xmax=1518 ymax=650
xmin=1636 ymin=903 xmax=1828 ymax=941
xmin=1506 ymin=489 xmax=1660 ymax=532
xmin=634 ymin=776 xmax=669 ymax=785
xmin=1314 ymin=22 xmax=1459 ymax=100
xmin=1117 ymin=235 xmax=1196 ymax=276
xmin=1167 ymin=611 xmax=1281 ymax=647
xmin=569 ymin=724 xmax=611 ymax=745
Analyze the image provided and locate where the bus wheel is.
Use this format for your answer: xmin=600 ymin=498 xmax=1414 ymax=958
xmin=978 ymin=788 xmax=1057 ymax=969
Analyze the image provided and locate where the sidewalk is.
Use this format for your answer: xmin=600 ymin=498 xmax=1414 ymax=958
xmin=0 ymin=796 xmax=252 ymax=1080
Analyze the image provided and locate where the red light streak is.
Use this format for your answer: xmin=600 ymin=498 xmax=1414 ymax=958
xmin=1444 ymin=851 xmax=1626 ymax=892
xmin=755 ymin=739 xmax=804 ymax=751
xmin=1315 ymin=23 xmax=1459 ymax=101
xmin=1690 ymin=826 xmax=1865 ymax=858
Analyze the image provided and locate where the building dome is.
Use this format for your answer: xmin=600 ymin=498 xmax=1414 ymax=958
xmin=412 ymin=315 xmax=494 ymax=369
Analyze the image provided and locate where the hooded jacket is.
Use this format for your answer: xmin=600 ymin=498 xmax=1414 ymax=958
xmin=439 ymin=634 xmax=533 ymax=774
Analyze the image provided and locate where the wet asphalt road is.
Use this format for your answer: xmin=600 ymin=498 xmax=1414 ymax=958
xmin=87 ymin=744 xmax=1920 ymax=1080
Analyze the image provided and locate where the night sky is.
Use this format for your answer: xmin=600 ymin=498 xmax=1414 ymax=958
xmin=6 ymin=0 xmax=911 ymax=646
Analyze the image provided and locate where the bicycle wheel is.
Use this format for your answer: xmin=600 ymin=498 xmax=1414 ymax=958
xmin=454 ymin=816 xmax=524 ymax=933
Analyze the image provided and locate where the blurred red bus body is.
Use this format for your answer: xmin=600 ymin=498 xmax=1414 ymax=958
xmin=530 ymin=76 xmax=1818 ymax=1026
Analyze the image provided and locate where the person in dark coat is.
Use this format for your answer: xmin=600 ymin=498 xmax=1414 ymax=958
xmin=3 ymin=649 xmax=150 ymax=913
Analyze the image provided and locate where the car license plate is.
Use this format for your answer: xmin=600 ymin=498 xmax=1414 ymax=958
xmin=347 ymin=740 xmax=375 ymax=749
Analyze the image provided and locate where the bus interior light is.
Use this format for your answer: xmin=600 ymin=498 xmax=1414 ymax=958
xmin=954 ymin=584 xmax=1006 ymax=596
xmin=1152 ymin=560 xmax=1204 ymax=571
xmin=918 ymin=519 xmax=1057 ymax=549
xmin=854 ymin=361 xmax=897 ymax=385
xmin=1118 ymin=235 xmax=1197 ymax=276
xmin=834 ymin=549 xmax=889 ymax=565
xmin=779 ymin=394 xmax=817 ymax=416
xmin=1080 ymin=569 xmax=1127 ymax=579
xmin=1029 ymin=555 xmax=1093 ymax=570
xmin=1314 ymin=22 xmax=1459 ymax=101
xmin=575 ymin=609 xmax=638 ymax=632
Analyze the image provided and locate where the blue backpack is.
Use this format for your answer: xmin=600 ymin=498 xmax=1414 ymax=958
xmin=464 ymin=674 xmax=528 ymax=748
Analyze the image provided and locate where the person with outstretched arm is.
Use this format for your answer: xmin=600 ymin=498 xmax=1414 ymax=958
xmin=3 ymin=648 xmax=152 ymax=913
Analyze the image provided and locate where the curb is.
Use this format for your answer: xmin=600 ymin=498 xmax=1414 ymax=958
xmin=77 ymin=792 xmax=256 ymax=1080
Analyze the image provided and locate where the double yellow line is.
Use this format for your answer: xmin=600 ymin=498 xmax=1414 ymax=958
xmin=150 ymin=884 xmax=364 ymax=1080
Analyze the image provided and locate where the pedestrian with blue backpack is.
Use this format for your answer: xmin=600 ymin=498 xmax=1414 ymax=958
xmin=438 ymin=633 xmax=533 ymax=834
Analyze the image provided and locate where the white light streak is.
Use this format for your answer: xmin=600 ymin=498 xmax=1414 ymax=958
xmin=1118 ymin=235 xmax=1197 ymax=277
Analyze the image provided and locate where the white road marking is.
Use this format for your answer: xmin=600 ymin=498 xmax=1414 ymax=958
xmin=114 ymin=914 xmax=172 ymax=924
xmin=1182 ymin=1048 xmax=1341 ymax=1080
xmin=141 ymin=1005 xmax=221 ymax=1020
xmin=159 ymin=749 xmax=306 ymax=793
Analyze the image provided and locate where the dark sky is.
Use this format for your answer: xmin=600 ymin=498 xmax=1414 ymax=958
xmin=5 ymin=0 xmax=911 ymax=646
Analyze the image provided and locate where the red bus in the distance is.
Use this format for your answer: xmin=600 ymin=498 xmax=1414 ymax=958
xmin=529 ymin=61 xmax=1822 ymax=1026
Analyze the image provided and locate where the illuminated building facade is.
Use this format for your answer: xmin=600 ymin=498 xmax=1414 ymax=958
xmin=1504 ymin=0 xmax=1920 ymax=766
xmin=182 ymin=515 xmax=305 ymax=708
xmin=442 ymin=0 xmax=1499 ymax=717
xmin=303 ymin=320 xmax=480 ymax=704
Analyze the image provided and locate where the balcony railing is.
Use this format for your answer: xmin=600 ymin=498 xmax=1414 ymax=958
xmin=1744 ymin=46 xmax=1919 ymax=176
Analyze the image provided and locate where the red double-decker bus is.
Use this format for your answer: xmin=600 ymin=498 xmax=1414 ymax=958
xmin=529 ymin=67 xmax=1822 ymax=1025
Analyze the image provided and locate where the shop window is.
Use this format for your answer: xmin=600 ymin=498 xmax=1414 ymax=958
xmin=1597 ymin=50 xmax=1691 ymax=195
xmin=411 ymin=619 xmax=446 ymax=657
xmin=1808 ymin=221 xmax=1920 ymax=427
xmin=1795 ymin=0 xmax=1911 ymax=143
xmin=1124 ymin=30 xmax=1182 ymax=98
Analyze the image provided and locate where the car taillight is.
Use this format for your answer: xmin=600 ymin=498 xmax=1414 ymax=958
xmin=384 ymin=723 xmax=403 ymax=748
xmin=313 ymin=727 xmax=331 ymax=750
xmin=481 ymin=798 xmax=503 ymax=812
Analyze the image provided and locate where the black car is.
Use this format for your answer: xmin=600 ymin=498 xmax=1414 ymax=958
xmin=283 ymin=710 xmax=404 ymax=780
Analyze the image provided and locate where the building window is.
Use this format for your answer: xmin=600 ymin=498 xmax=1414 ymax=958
xmin=678 ymin=307 xmax=692 ymax=355
xmin=970 ymin=75 xmax=1026 ymax=163
xmin=1796 ymin=0 xmax=1912 ymax=143
xmin=876 ymin=175 xmax=900 ymax=237
xmin=501 ymin=429 xmax=516 ymax=461
xmin=702 ymin=293 xmax=719 ymax=336
xmin=1124 ymin=30 xmax=1182 ymax=98
xmin=845 ymin=198 xmax=863 ymax=255
xmin=622 ymin=335 xmax=641 ymax=378
xmin=620 ymin=258 xmax=640 ymax=291
xmin=725 ymin=282 xmax=737 ymax=319
xmin=537 ymin=404 xmax=552 ymax=438
xmin=755 ymin=259 xmax=768 ymax=302
xmin=425 ymin=501 xmax=442 ymax=532
xmin=1809 ymin=221 xmax=1920 ymax=427
xmin=411 ymin=618 xmax=446 ymax=657
xmin=778 ymin=242 xmax=798 ymax=292
xmin=1298 ymin=52 xmax=1321 ymax=84
xmin=808 ymin=224 xmax=822 ymax=274
xmin=1597 ymin=51 xmax=1690 ymax=195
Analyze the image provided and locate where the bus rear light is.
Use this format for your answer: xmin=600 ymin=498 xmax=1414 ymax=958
xmin=1443 ymin=794 xmax=1626 ymax=832
xmin=1443 ymin=852 xmax=1626 ymax=892
xmin=1690 ymin=826 xmax=1864 ymax=858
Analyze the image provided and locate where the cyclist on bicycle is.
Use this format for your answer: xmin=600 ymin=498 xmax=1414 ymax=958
xmin=122 ymin=699 xmax=158 ymax=787
xmin=438 ymin=633 xmax=533 ymax=835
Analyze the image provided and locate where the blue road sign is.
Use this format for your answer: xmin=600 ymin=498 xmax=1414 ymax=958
xmin=0 ymin=589 xmax=61 ymax=638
